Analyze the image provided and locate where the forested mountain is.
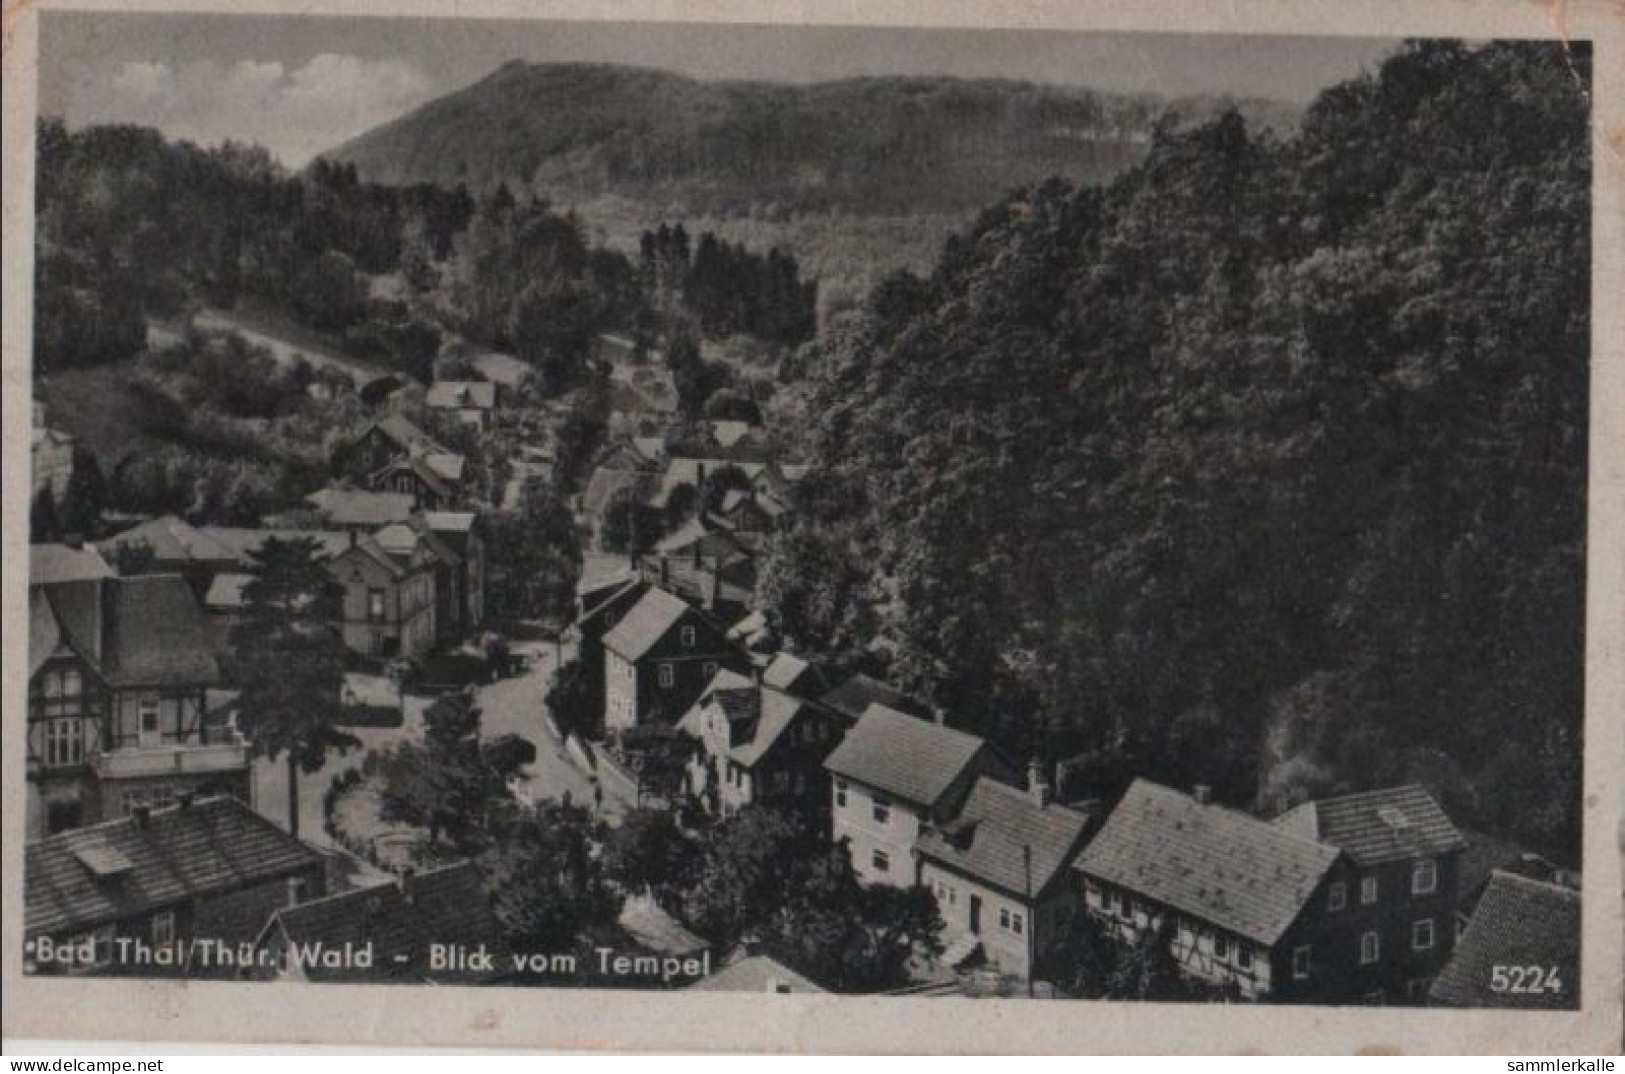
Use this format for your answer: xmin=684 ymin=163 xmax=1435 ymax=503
xmin=323 ymin=63 xmax=1299 ymax=306
xmin=762 ymin=40 xmax=1589 ymax=860
xmin=326 ymin=62 xmax=1297 ymax=215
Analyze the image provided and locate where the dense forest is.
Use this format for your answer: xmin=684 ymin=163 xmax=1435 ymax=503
xmin=760 ymin=40 xmax=1589 ymax=861
xmin=32 ymin=118 xmax=812 ymax=521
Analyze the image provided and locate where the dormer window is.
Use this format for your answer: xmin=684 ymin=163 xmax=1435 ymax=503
xmin=1360 ymin=876 xmax=1380 ymax=906
xmin=680 ymin=626 xmax=696 ymax=648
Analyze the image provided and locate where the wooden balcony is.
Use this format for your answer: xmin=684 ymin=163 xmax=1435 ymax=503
xmin=92 ymin=742 xmax=251 ymax=780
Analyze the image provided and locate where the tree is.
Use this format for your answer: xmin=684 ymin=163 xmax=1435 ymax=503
xmin=58 ymin=448 xmax=107 ymax=538
xmin=484 ymin=477 xmax=581 ymax=625
xmin=680 ymin=807 xmax=819 ymax=951
xmin=511 ymin=277 xmax=599 ymax=396
xmin=30 ymin=486 xmax=61 ymax=543
xmin=545 ymin=656 xmax=603 ymax=741
xmin=370 ymin=691 xmax=535 ymax=855
xmin=602 ymin=807 xmax=700 ymax=899
xmin=762 ymin=843 xmax=943 ymax=992
xmin=483 ymin=800 xmax=621 ymax=954
xmin=291 ymin=249 xmax=366 ymax=329
xmin=229 ymin=536 xmax=359 ymax=838
xmin=702 ymin=388 xmax=762 ymax=424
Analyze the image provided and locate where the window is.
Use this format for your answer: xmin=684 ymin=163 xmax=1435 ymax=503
xmin=369 ymin=631 xmax=386 ymax=656
xmin=680 ymin=626 xmax=696 ymax=648
xmin=152 ymin=911 xmax=176 ymax=947
xmin=658 ymin=663 xmax=675 ymax=689
xmin=1235 ymin=946 xmax=1253 ymax=971
xmin=1412 ymin=858 xmax=1438 ymax=896
xmin=1108 ymin=891 xmax=1124 ymax=916
xmin=1360 ymin=930 xmax=1381 ymax=965
xmin=1011 ymin=912 xmax=1024 ymax=936
xmin=1411 ymin=918 xmax=1435 ymax=951
xmin=1213 ymin=935 xmax=1230 ymax=960
xmin=45 ymin=717 xmax=85 ymax=767
xmin=834 ymin=780 xmax=847 ymax=808
xmin=703 ymin=661 xmax=718 ymax=680
xmin=1327 ymin=881 xmax=1347 ymax=912
xmin=1360 ymin=876 xmax=1379 ymax=906
xmin=138 ymin=696 xmax=162 ymax=747
xmin=872 ymin=849 xmax=890 ymax=873
xmin=1292 ymin=945 xmax=1312 ymax=979
xmin=367 ymin=589 xmax=386 ymax=622
xmin=871 ymin=796 xmax=891 ymax=824
xmin=999 ymin=908 xmax=1011 ymax=930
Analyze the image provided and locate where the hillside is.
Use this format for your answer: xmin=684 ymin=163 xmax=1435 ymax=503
xmin=324 ymin=63 xmax=1299 ymax=286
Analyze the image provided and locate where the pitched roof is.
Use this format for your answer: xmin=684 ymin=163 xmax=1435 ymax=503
xmin=423 ymin=511 xmax=476 ymax=535
xmin=203 ymin=571 xmax=255 ymax=611
xmin=762 ymin=652 xmax=832 ymax=698
xmin=100 ymin=575 xmax=221 ymax=687
xmin=267 ymin=862 xmax=508 ymax=985
xmin=823 ymin=704 xmax=988 ymax=809
xmin=602 ymin=586 xmax=720 ymax=661
xmin=30 ymin=543 xmax=115 ymax=585
xmin=820 ymin=673 xmax=930 ymax=723
xmin=357 ymin=413 xmax=446 ymax=455
xmin=426 ymin=380 xmax=496 ymax=410
xmin=471 ymin=350 xmax=529 ymax=388
xmin=1429 ymin=873 xmax=1580 ymax=1009
xmin=1076 ymin=780 xmax=1340 ymax=947
xmin=305 ymin=488 xmax=416 ymax=527
xmin=917 ymin=778 xmax=1094 ymax=899
xmin=1456 ymin=828 xmax=1553 ymax=902
xmin=691 ymin=953 xmax=827 ymax=993
xmin=1272 ymin=784 xmax=1464 ymax=866
xmin=30 ymin=588 xmax=64 ymax=678
xmin=25 ymin=796 xmax=324 ymax=937
xmin=198 ymin=526 xmax=355 ymax=565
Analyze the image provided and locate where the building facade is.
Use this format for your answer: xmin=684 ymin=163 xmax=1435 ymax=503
xmin=601 ymin=587 xmax=746 ymax=735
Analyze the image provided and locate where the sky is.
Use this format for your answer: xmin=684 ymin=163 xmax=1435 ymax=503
xmin=38 ymin=11 xmax=1403 ymax=167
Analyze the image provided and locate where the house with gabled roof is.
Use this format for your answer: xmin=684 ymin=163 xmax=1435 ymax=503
xmin=819 ymin=672 xmax=931 ymax=725
xmin=303 ymin=488 xmax=418 ymax=530
xmin=24 ymin=795 xmax=327 ymax=976
xmin=255 ymin=862 xmax=510 ymax=985
xmin=1075 ymin=779 xmax=1344 ymax=1001
xmin=27 ymin=558 xmax=249 ymax=840
xmin=336 ymin=413 xmax=465 ymax=508
xmin=823 ymin=704 xmax=1016 ymax=887
xmin=425 ymin=380 xmax=497 ymax=430
xmin=677 ymin=668 xmax=844 ymax=817
xmin=1428 ymin=872 xmax=1579 ymax=1010
xmin=1272 ymin=784 xmax=1466 ymax=1002
xmin=601 ymin=586 xmax=747 ymax=735
xmin=916 ymin=767 xmax=1096 ymax=980
xmin=96 ymin=517 xmax=241 ymax=595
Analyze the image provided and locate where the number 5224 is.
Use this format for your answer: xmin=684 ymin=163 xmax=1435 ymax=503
xmin=1490 ymin=965 xmax=1564 ymax=994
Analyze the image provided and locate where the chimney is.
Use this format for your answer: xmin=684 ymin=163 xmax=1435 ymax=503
xmin=1027 ymin=759 xmax=1052 ymax=808
xmin=63 ymin=533 xmax=84 ymax=550
xmin=285 ymin=877 xmax=306 ymax=909
xmin=931 ymin=706 xmax=947 ymax=726
xmin=1192 ymin=784 xmax=1213 ymax=806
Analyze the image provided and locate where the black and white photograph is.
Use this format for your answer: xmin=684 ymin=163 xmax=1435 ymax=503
xmin=3 ymin=0 xmax=1619 ymax=1053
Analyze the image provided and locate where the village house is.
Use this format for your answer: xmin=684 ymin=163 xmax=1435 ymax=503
xmin=823 ymin=704 xmax=1017 ymax=887
xmin=255 ymin=862 xmax=509 ymax=986
xmin=1428 ymin=872 xmax=1580 ymax=1010
xmin=426 ymin=379 xmax=497 ymax=430
xmin=1271 ymin=784 xmax=1466 ymax=1002
xmin=1076 ymin=780 xmax=1465 ymax=1003
xmin=335 ymin=413 xmax=465 ymax=508
xmin=916 ymin=766 xmax=1096 ymax=980
xmin=677 ymin=661 xmax=845 ymax=817
xmin=601 ymin=586 xmax=746 ymax=735
xmin=97 ymin=515 xmax=244 ymax=596
xmin=24 ymin=795 xmax=327 ymax=977
xmin=204 ymin=528 xmax=438 ymax=660
xmin=27 ymin=545 xmax=249 ymax=840
xmin=639 ymin=518 xmax=758 ymax=622
xmin=298 ymin=492 xmax=487 ymax=638
xmin=689 ymin=951 xmax=828 ymax=994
